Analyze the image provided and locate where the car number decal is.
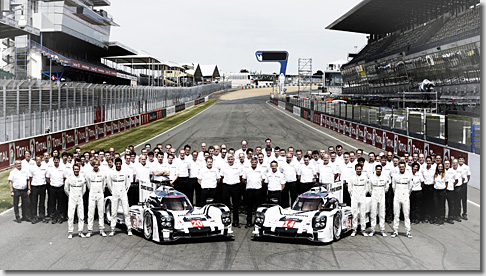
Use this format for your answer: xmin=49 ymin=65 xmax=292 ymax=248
xmin=282 ymin=220 xmax=296 ymax=228
xmin=191 ymin=220 xmax=204 ymax=227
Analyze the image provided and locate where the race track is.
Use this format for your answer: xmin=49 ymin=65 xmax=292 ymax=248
xmin=0 ymin=94 xmax=480 ymax=270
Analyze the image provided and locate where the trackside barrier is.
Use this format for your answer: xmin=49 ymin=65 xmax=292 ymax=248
xmin=270 ymin=97 xmax=480 ymax=189
xmin=0 ymin=95 xmax=211 ymax=171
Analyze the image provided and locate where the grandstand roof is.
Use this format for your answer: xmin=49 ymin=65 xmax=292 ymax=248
xmin=103 ymin=51 xmax=183 ymax=69
xmin=106 ymin=41 xmax=138 ymax=56
xmin=326 ymin=0 xmax=479 ymax=34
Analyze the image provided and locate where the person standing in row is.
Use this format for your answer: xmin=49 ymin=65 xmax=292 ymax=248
xmin=349 ymin=163 xmax=369 ymax=237
xmin=242 ymin=157 xmax=265 ymax=228
xmin=86 ymin=159 xmax=107 ymax=238
xmin=410 ymin=163 xmax=424 ymax=224
xmin=265 ymin=161 xmax=285 ymax=204
xmin=368 ymin=164 xmax=389 ymax=237
xmin=29 ymin=156 xmax=48 ymax=224
xmin=46 ymin=156 xmax=67 ymax=224
xmin=220 ymin=154 xmax=243 ymax=228
xmin=9 ymin=160 xmax=32 ymax=223
xmin=107 ymin=158 xmax=132 ymax=236
xmin=444 ymin=160 xmax=458 ymax=224
xmin=198 ymin=157 xmax=220 ymax=205
xmin=64 ymin=164 xmax=86 ymax=239
xmin=457 ymin=155 xmax=471 ymax=220
xmin=391 ymin=162 xmax=413 ymax=238
xmin=433 ymin=163 xmax=448 ymax=226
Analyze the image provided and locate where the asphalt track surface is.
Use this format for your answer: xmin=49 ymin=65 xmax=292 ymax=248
xmin=0 ymin=94 xmax=480 ymax=270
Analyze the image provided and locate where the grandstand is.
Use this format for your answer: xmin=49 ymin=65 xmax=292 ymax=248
xmin=327 ymin=0 xmax=480 ymax=113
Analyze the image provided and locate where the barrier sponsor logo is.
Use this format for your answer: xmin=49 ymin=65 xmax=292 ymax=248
xmin=51 ymin=133 xmax=63 ymax=151
xmin=65 ymin=130 xmax=75 ymax=149
xmin=9 ymin=143 xmax=14 ymax=165
xmin=33 ymin=136 xmax=48 ymax=156
xmin=167 ymin=106 xmax=175 ymax=116
xmin=47 ymin=135 xmax=52 ymax=154
xmin=0 ymin=143 xmax=9 ymax=168
xmin=293 ymin=106 xmax=301 ymax=116
xmin=62 ymin=132 xmax=66 ymax=150
xmin=14 ymin=140 xmax=30 ymax=162
xmin=74 ymin=130 xmax=78 ymax=146
xmin=29 ymin=138 xmax=35 ymax=155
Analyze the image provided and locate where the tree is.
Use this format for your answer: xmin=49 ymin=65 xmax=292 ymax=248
xmin=240 ymin=69 xmax=249 ymax=73
xmin=313 ymin=70 xmax=324 ymax=76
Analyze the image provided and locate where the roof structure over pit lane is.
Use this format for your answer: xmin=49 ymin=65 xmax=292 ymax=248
xmin=326 ymin=0 xmax=479 ymax=34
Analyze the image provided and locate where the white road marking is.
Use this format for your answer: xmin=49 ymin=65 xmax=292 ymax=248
xmin=266 ymin=100 xmax=368 ymax=154
xmin=468 ymin=200 xmax=480 ymax=208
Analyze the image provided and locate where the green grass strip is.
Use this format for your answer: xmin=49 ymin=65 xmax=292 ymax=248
xmin=0 ymin=99 xmax=218 ymax=213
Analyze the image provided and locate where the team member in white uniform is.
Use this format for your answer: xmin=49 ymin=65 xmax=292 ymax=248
xmin=421 ymin=156 xmax=435 ymax=223
xmin=451 ymin=159 xmax=464 ymax=222
xmin=280 ymin=153 xmax=299 ymax=208
xmin=21 ymin=150 xmax=35 ymax=173
xmin=64 ymin=164 xmax=87 ymax=239
xmin=107 ymin=158 xmax=132 ymax=236
xmin=242 ymin=157 xmax=265 ymax=228
xmin=220 ymin=154 xmax=243 ymax=227
xmin=198 ymin=157 xmax=220 ymax=205
xmin=391 ymin=162 xmax=413 ymax=238
xmin=85 ymin=159 xmax=107 ymax=237
xmin=151 ymin=152 xmax=171 ymax=189
xmin=29 ymin=156 xmax=48 ymax=223
xmin=297 ymin=155 xmax=316 ymax=193
xmin=349 ymin=163 xmax=369 ymax=237
xmin=410 ymin=163 xmax=424 ymax=224
xmin=457 ymin=155 xmax=471 ymax=220
xmin=444 ymin=160 xmax=458 ymax=224
xmin=46 ymin=156 xmax=67 ymax=223
xmin=329 ymin=152 xmax=342 ymax=180
xmin=432 ymin=162 xmax=448 ymax=226
xmin=174 ymin=149 xmax=191 ymax=196
xmin=368 ymin=164 xmax=389 ymax=237
xmin=341 ymin=152 xmax=356 ymax=206
xmin=8 ymin=160 xmax=31 ymax=223
xmin=234 ymin=140 xmax=249 ymax=158
xmin=265 ymin=161 xmax=285 ymax=204
xmin=316 ymin=154 xmax=337 ymax=187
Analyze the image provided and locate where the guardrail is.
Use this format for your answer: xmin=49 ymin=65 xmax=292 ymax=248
xmin=0 ymin=80 xmax=228 ymax=143
xmin=0 ymin=94 xmax=211 ymax=171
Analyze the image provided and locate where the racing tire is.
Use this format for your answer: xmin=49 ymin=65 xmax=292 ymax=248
xmin=143 ymin=212 xmax=153 ymax=240
xmin=333 ymin=213 xmax=342 ymax=241
xmin=104 ymin=199 xmax=112 ymax=225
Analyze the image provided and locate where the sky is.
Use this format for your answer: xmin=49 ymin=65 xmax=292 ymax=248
xmin=105 ymin=0 xmax=367 ymax=75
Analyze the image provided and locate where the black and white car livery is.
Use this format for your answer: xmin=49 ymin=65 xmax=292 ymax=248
xmin=105 ymin=185 xmax=234 ymax=242
xmin=252 ymin=182 xmax=370 ymax=243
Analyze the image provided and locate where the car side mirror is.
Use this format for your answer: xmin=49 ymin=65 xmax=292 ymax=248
xmin=161 ymin=203 xmax=167 ymax=210
xmin=206 ymin=198 xmax=214 ymax=204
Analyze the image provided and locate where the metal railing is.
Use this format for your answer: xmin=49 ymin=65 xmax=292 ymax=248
xmin=0 ymin=80 xmax=230 ymax=142
xmin=278 ymin=95 xmax=480 ymax=153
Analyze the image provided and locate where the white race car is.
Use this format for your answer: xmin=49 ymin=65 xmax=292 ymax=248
xmin=252 ymin=183 xmax=371 ymax=243
xmin=105 ymin=185 xmax=234 ymax=242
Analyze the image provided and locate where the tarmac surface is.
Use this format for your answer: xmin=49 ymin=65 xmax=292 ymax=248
xmin=0 ymin=93 xmax=480 ymax=270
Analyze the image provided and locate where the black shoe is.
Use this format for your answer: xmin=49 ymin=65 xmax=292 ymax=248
xmin=232 ymin=222 xmax=240 ymax=228
xmin=424 ymin=219 xmax=429 ymax=223
xmin=51 ymin=218 xmax=57 ymax=224
xmin=42 ymin=218 xmax=49 ymax=223
xmin=31 ymin=217 xmax=38 ymax=224
xmin=245 ymin=223 xmax=253 ymax=228
xmin=462 ymin=214 xmax=468 ymax=220
xmin=454 ymin=216 xmax=462 ymax=222
xmin=21 ymin=217 xmax=27 ymax=222
xmin=15 ymin=218 xmax=21 ymax=223
xmin=446 ymin=219 xmax=454 ymax=224
xmin=58 ymin=218 xmax=63 ymax=224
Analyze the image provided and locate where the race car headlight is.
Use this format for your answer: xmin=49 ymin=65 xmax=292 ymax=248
xmin=255 ymin=212 xmax=265 ymax=226
xmin=314 ymin=216 xmax=326 ymax=229
xmin=221 ymin=211 xmax=231 ymax=226
xmin=166 ymin=222 xmax=172 ymax=228
xmin=161 ymin=216 xmax=167 ymax=222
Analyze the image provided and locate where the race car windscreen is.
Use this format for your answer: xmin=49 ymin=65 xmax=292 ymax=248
xmin=161 ymin=197 xmax=193 ymax=211
xmin=292 ymin=198 xmax=324 ymax=211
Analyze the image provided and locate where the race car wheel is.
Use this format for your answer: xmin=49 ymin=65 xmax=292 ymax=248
xmin=333 ymin=213 xmax=342 ymax=241
xmin=105 ymin=199 xmax=112 ymax=224
xmin=143 ymin=212 xmax=153 ymax=240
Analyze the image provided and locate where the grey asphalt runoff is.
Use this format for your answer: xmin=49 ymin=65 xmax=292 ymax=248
xmin=0 ymin=94 xmax=480 ymax=270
